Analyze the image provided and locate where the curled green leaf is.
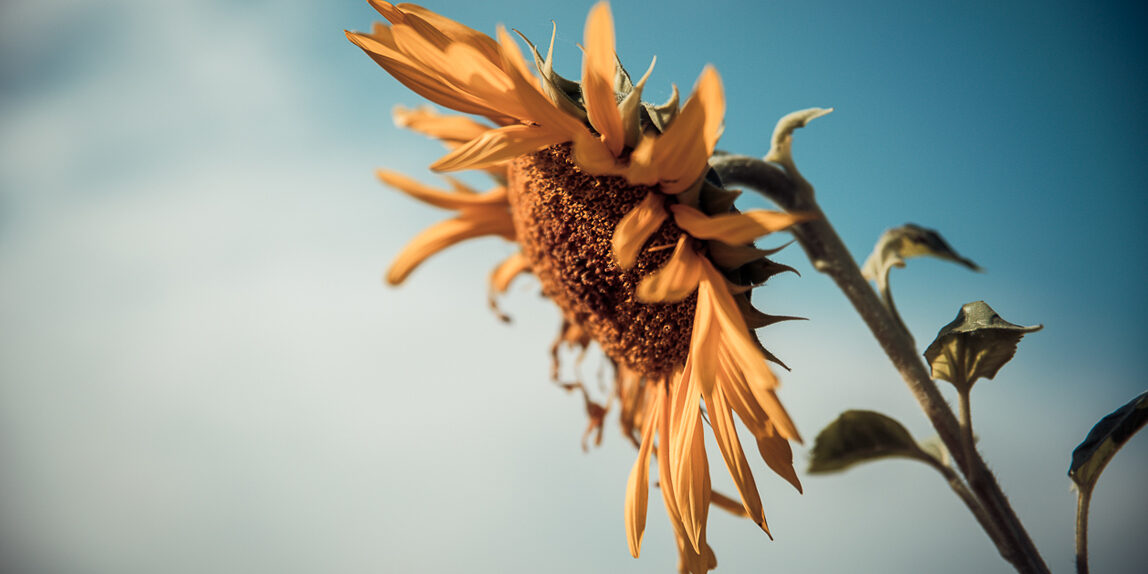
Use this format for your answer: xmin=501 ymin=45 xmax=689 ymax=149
xmin=809 ymin=410 xmax=935 ymax=474
xmin=923 ymin=301 xmax=1042 ymax=392
xmin=861 ymin=223 xmax=981 ymax=303
xmin=1069 ymin=391 xmax=1148 ymax=491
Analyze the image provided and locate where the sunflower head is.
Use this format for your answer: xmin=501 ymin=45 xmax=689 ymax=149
xmin=349 ymin=2 xmax=811 ymax=572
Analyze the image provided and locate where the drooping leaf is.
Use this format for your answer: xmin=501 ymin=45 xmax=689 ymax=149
xmin=1069 ymin=391 xmax=1148 ymax=492
xmin=923 ymin=301 xmax=1042 ymax=391
xmin=808 ymin=410 xmax=934 ymax=473
xmin=861 ymin=224 xmax=981 ymax=320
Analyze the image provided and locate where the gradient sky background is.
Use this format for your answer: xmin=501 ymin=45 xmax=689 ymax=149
xmin=1 ymin=0 xmax=1145 ymax=573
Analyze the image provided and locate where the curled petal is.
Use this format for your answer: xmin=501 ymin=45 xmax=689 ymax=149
xmin=672 ymin=204 xmax=814 ymax=245
xmin=636 ymin=236 xmax=703 ymax=303
xmin=613 ymin=193 xmax=668 ymax=269
xmin=487 ymin=252 xmax=530 ymax=321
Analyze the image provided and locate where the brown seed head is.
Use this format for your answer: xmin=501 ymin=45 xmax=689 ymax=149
xmin=509 ymin=144 xmax=694 ymax=379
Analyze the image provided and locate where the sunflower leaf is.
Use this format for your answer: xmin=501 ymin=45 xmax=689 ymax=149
xmin=1069 ymin=391 xmax=1148 ymax=492
xmin=861 ymin=224 xmax=981 ymax=323
xmin=809 ymin=410 xmax=934 ymax=474
xmin=923 ymin=301 xmax=1042 ymax=392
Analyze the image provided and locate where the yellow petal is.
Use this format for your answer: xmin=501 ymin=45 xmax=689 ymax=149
xmin=694 ymin=66 xmax=725 ymax=155
xmin=670 ymin=364 xmax=710 ymax=554
xmin=647 ymin=99 xmax=707 ymax=194
xmin=672 ymin=204 xmax=813 ymax=245
xmin=386 ymin=208 xmax=515 ymax=285
xmin=581 ymin=2 xmax=625 ymax=156
xmin=393 ymin=105 xmax=493 ymax=146
xmin=376 ymin=170 xmax=508 ymax=210
xmin=699 ymin=259 xmax=802 ymax=441
xmin=625 ymin=389 xmax=661 ymax=558
xmin=347 ymin=31 xmax=497 ymax=118
xmin=756 ymin=422 xmax=803 ymax=494
xmin=431 ymin=124 xmax=567 ymax=172
xmin=702 ymin=382 xmax=765 ymax=528
xmin=572 ymin=130 xmax=627 ymax=176
xmin=391 ymin=2 xmax=503 ymax=63
xmin=495 ymin=27 xmax=587 ymax=135
xmin=645 ymin=68 xmax=724 ymax=194
xmin=613 ymin=193 xmax=668 ymax=269
xmin=636 ymin=236 xmax=703 ymax=303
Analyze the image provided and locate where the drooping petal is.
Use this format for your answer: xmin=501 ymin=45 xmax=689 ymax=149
xmin=431 ymin=124 xmax=567 ymax=172
xmin=699 ymin=259 xmax=802 ymax=441
xmin=756 ymin=421 xmax=803 ymax=494
xmin=625 ymin=389 xmax=662 ymax=558
xmin=672 ymin=204 xmax=813 ymax=245
xmin=670 ymin=363 xmax=711 ymax=555
xmin=386 ymin=208 xmax=515 ymax=285
xmin=702 ymin=382 xmax=766 ymax=529
xmin=581 ymin=1 xmax=625 ymax=156
xmin=613 ymin=192 xmax=668 ymax=269
xmin=636 ymin=236 xmax=704 ymax=303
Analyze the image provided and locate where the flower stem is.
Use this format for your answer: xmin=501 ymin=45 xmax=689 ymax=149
xmin=957 ymin=387 xmax=977 ymax=479
xmin=1075 ymin=487 xmax=1092 ymax=574
xmin=711 ymin=154 xmax=1050 ymax=574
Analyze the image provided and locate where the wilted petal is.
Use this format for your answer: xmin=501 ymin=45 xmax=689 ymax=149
xmin=487 ymin=252 xmax=530 ymax=321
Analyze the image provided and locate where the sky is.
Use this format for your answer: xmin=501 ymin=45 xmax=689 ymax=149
xmin=1 ymin=0 xmax=1145 ymax=573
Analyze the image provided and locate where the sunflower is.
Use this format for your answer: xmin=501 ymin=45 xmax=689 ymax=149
xmin=348 ymin=2 xmax=807 ymax=572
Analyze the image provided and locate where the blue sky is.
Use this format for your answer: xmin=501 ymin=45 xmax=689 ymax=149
xmin=1 ymin=0 xmax=1145 ymax=573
